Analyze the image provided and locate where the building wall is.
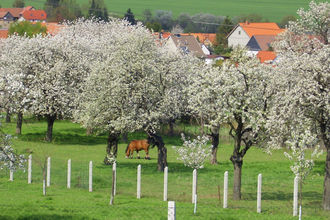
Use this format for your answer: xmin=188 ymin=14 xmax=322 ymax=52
xmin=228 ymin=26 xmax=250 ymax=48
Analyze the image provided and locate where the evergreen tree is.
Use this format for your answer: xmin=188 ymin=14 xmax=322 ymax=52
xmin=12 ymin=0 xmax=25 ymax=8
xmin=214 ymin=16 xmax=233 ymax=55
xmin=124 ymin=8 xmax=136 ymax=25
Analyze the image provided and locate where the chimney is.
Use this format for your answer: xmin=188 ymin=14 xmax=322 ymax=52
xmin=245 ymin=20 xmax=249 ymax=25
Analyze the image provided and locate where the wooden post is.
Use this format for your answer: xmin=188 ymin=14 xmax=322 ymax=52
xmin=223 ymin=171 xmax=228 ymax=208
xmin=110 ymin=168 xmax=116 ymax=205
xmin=28 ymin=155 xmax=32 ymax=184
xmin=46 ymin=157 xmax=51 ymax=187
xmin=9 ymin=161 xmax=13 ymax=181
xmin=137 ymin=164 xmax=141 ymax=199
xmin=89 ymin=161 xmax=93 ymax=192
xmin=192 ymin=169 xmax=197 ymax=203
xmin=293 ymin=176 xmax=299 ymax=216
xmin=257 ymin=173 xmax=262 ymax=213
xmin=113 ymin=162 xmax=116 ymax=196
xmin=168 ymin=201 xmax=176 ymax=220
xmin=164 ymin=166 xmax=168 ymax=201
xmin=67 ymin=159 xmax=71 ymax=189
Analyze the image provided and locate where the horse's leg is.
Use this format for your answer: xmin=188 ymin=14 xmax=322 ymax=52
xmin=130 ymin=149 xmax=133 ymax=159
xmin=137 ymin=150 xmax=140 ymax=159
xmin=145 ymin=148 xmax=150 ymax=160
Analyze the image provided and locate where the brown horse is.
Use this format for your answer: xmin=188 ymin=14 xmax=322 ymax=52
xmin=125 ymin=139 xmax=151 ymax=159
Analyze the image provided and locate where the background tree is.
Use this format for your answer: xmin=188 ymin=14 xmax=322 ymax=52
xmin=176 ymin=13 xmax=192 ymax=31
xmin=154 ymin=10 xmax=173 ymax=31
xmin=234 ymin=13 xmax=265 ymax=23
xmin=88 ymin=0 xmax=108 ymax=22
xmin=142 ymin=9 xmax=152 ymax=23
xmin=56 ymin=0 xmax=83 ymax=22
xmin=44 ymin=0 xmax=60 ymax=22
xmin=214 ymin=16 xmax=233 ymax=55
xmin=12 ymin=0 xmax=25 ymax=8
xmin=278 ymin=15 xmax=296 ymax=28
xmin=146 ymin=22 xmax=161 ymax=32
xmin=124 ymin=8 xmax=136 ymax=25
xmin=8 ymin=21 xmax=47 ymax=38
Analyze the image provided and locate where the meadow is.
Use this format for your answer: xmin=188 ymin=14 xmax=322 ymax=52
xmin=1 ymin=0 xmax=319 ymax=22
xmin=0 ymin=117 xmax=328 ymax=219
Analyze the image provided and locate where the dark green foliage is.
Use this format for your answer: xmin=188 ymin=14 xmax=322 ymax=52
xmin=8 ymin=21 xmax=47 ymax=37
xmin=12 ymin=0 xmax=25 ymax=8
xmin=44 ymin=0 xmax=60 ymax=21
xmin=57 ymin=0 xmax=83 ymax=22
xmin=88 ymin=0 xmax=109 ymax=22
xmin=235 ymin=13 xmax=265 ymax=23
xmin=279 ymin=15 xmax=296 ymax=28
xmin=214 ymin=16 xmax=233 ymax=55
xmin=146 ymin=22 xmax=161 ymax=32
xmin=124 ymin=8 xmax=136 ymax=25
xmin=142 ymin=9 xmax=152 ymax=23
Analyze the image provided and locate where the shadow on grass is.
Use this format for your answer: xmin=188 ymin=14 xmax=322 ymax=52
xmin=19 ymin=132 xmax=107 ymax=146
xmin=243 ymin=191 xmax=322 ymax=201
xmin=0 ymin=214 xmax=94 ymax=220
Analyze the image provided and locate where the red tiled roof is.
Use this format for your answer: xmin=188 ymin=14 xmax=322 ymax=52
xmin=0 ymin=30 xmax=8 ymax=38
xmin=43 ymin=22 xmax=65 ymax=35
xmin=22 ymin=10 xmax=47 ymax=21
xmin=239 ymin=22 xmax=285 ymax=37
xmin=0 ymin=12 xmax=10 ymax=18
xmin=0 ymin=6 xmax=34 ymax=18
xmin=257 ymin=51 xmax=277 ymax=63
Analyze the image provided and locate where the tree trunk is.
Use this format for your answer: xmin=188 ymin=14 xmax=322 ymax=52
xmin=168 ymin=119 xmax=175 ymax=136
xmin=122 ymin=132 xmax=128 ymax=143
xmin=323 ymin=146 xmax=330 ymax=210
xmin=5 ymin=109 xmax=11 ymax=123
xmin=86 ymin=127 xmax=93 ymax=136
xmin=16 ymin=112 xmax=23 ymax=135
xmin=147 ymin=133 xmax=167 ymax=171
xmin=232 ymin=159 xmax=242 ymax=200
xmin=210 ymin=127 xmax=220 ymax=165
xmin=45 ymin=115 xmax=56 ymax=142
xmin=104 ymin=132 xmax=120 ymax=165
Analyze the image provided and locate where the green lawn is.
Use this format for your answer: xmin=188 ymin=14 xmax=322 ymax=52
xmin=1 ymin=0 xmax=319 ymax=22
xmin=0 ymin=117 xmax=328 ymax=219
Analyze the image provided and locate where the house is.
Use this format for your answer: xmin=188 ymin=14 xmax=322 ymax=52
xmin=181 ymin=33 xmax=217 ymax=46
xmin=256 ymin=51 xmax=277 ymax=63
xmin=227 ymin=22 xmax=285 ymax=48
xmin=165 ymin=34 xmax=209 ymax=58
xmin=246 ymin=35 xmax=276 ymax=52
xmin=19 ymin=10 xmax=47 ymax=22
xmin=0 ymin=11 xmax=14 ymax=29
xmin=0 ymin=6 xmax=35 ymax=21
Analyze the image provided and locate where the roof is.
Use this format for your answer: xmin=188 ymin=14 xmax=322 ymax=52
xmin=239 ymin=22 xmax=285 ymax=37
xmin=0 ymin=11 xmax=10 ymax=18
xmin=246 ymin=35 xmax=276 ymax=51
xmin=170 ymin=34 xmax=205 ymax=58
xmin=0 ymin=30 xmax=8 ymax=38
xmin=257 ymin=51 xmax=277 ymax=63
xmin=181 ymin=33 xmax=216 ymax=45
xmin=43 ymin=22 xmax=65 ymax=35
xmin=22 ymin=10 xmax=47 ymax=21
xmin=0 ymin=6 xmax=34 ymax=18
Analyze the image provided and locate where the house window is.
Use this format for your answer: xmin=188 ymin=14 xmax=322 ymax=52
xmin=238 ymin=31 xmax=241 ymax=35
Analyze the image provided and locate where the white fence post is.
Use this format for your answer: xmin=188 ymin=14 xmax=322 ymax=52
xmin=113 ymin=162 xmax=117 ymax=196
xmin=28 ymin=154 xmax=32 ymax=184
xmin=137 ymin=164 xmax=141 ymax=199
xmin=257 ymin=173 xmax=262 ymax=213
xmin=168 ymin=201 xmax=176 ymax=220
xmin=67 ymin=159 xmax=71 ymax=189
xmin=89 ymin=161 xmax=93 ymax=192
xmin=164 ymin=166 xmax=168 ymax=201
xmin=46 ymin=157 xmax=51 ymax=187
xmin=9 ymin=161 xmax=13 ymax=181
xmin=223 ymin=171 xmax=228 ymax=208
xmin=194 ymin=194 xmax=197 ymax=214
xmin=192 ymin=169 xmax=197 ymax=203
xmin=110 ymin=167 xmax=116 ymax=205
xmin=293 ymin=176 xmax=299 ymax=216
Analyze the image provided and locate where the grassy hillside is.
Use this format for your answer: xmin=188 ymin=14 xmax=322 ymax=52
xmin=0 ymin=0 xmax=318 ymax=22
xmin=0 ymin=117 xmax=328 ymax=219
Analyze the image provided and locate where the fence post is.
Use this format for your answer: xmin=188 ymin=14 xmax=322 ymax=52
xmin=28 ymin=154 xmax=32 ymax=184
xmin=223 ymin=171 xmax=228 ymax=208
xmin=194 ymin=194 xmax=197 ymax=214
xmin=192 ymin=169 xmax=197 ymax=203
xmin=89 ymin=161 xmax=93 ymax=192
xmin=257 ymin=173 xmax=262 ymax=213
xmin=110 ymin=167 xmax=116 ymax=205
xmin=47 ymin=157 xmax=51 ymax=187
xmin=168 ymin=201 xmax=176 ymax=220
xmin=113 ymin=162 xmax=117 ymax=196
xmin=293 ymin=176 xmax=299 ymax=216
xmin=67 ymin=159 xmax=71 ymax=189
xmin=164 ymin=166 xmax=168 ymax=201
xmin=9 ymin=161 xmax=13 ymax=181
xmin=137 ymin=164 xmax=141 ymax=199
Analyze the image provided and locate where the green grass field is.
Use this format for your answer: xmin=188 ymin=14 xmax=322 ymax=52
xmin=0 ymin=0 xmax=320 ymax=22
xmin=0 ymin=116 xmax=328 ymax=219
